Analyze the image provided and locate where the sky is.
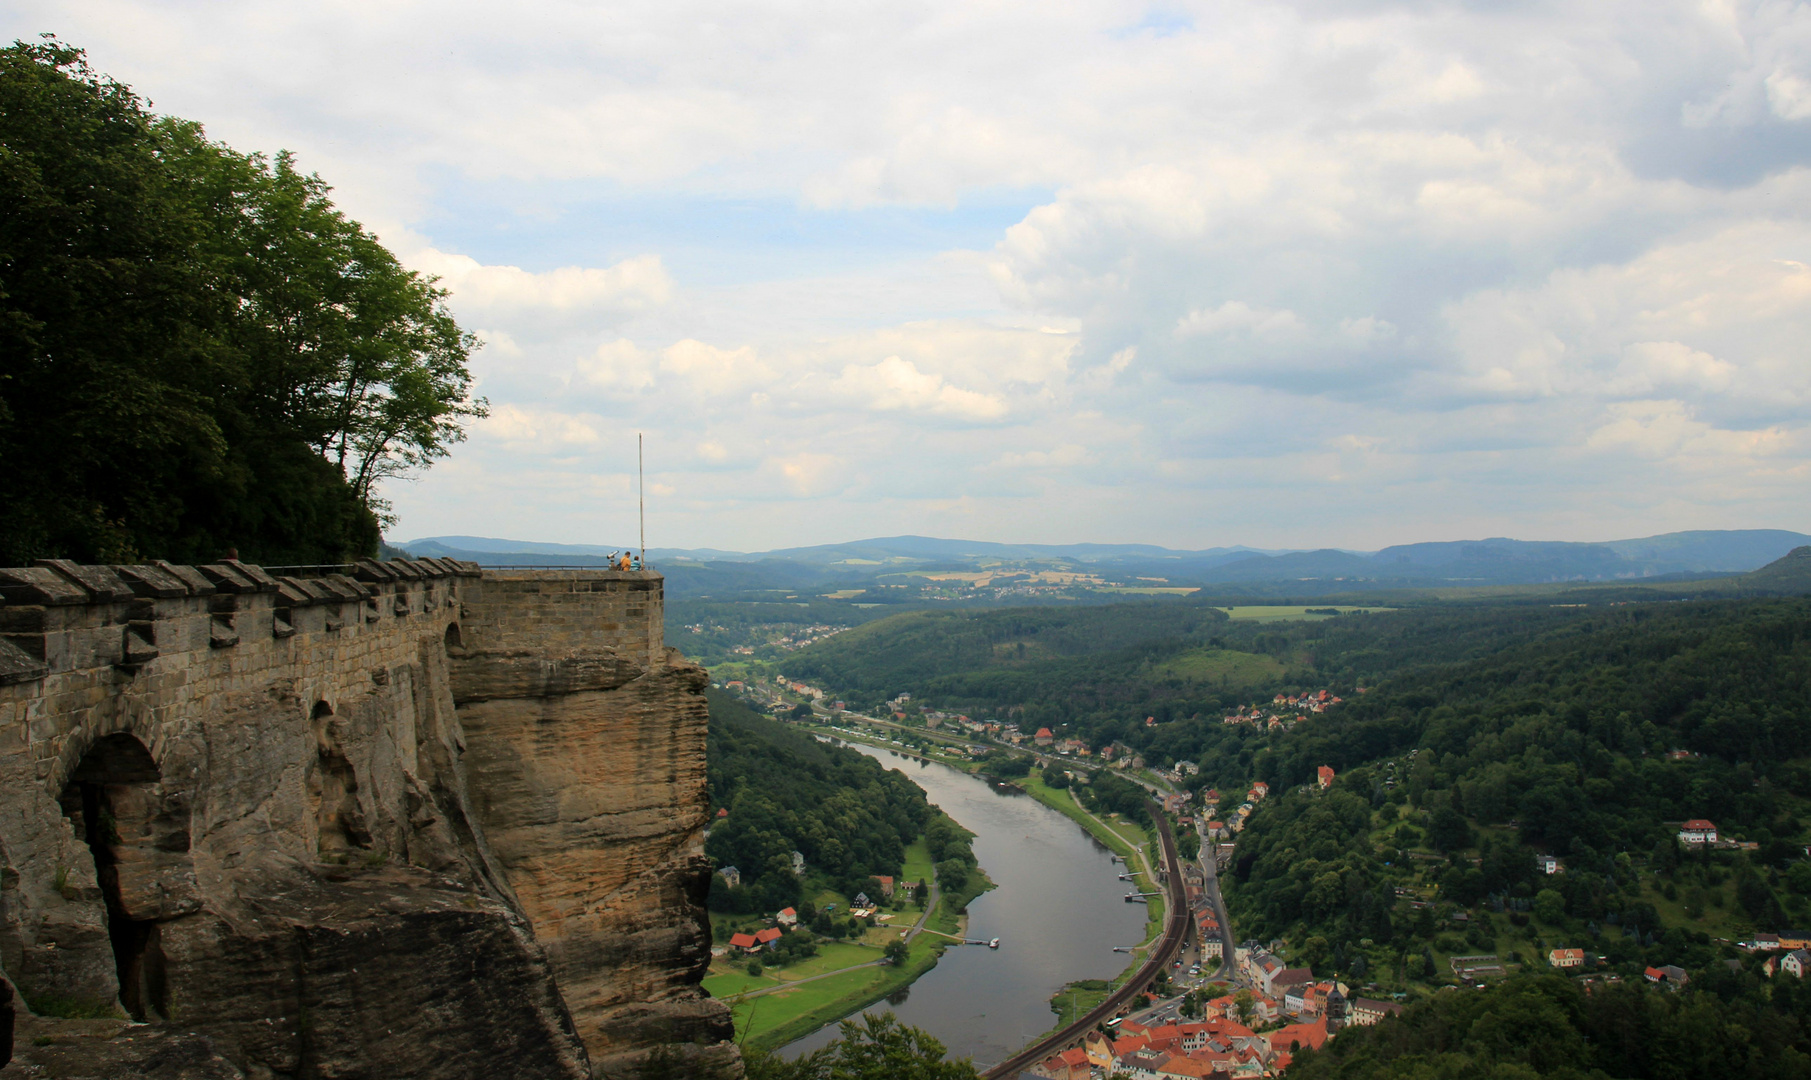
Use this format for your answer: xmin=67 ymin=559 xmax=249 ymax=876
xmin=10 ymin=1 xmax=1811 ymax=552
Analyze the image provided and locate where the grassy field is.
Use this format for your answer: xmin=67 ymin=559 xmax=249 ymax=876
xmin=1150 ymin=647 xmax=1286 ymax=688
xmin=1045 ymin=979 xmax=1114 ymax=1034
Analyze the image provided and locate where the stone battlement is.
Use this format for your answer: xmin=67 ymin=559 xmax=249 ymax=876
xmin=0 ymin=558 xmax=731 ymax=1080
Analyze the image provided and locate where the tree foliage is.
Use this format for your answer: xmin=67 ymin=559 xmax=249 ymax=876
xmin=0 ymin=39 xmax=482 ymax=565
xmin=706 ymin=690 xmax=934 ymax=912
xmin=743 ymin=1013 xmax=978 ymax=1080
xmin=1290 ymin=973 xmax=1811 ymax=1080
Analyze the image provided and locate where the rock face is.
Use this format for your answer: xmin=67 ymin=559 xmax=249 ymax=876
xmin=0 ymin=559 xmax=736 ymax=1079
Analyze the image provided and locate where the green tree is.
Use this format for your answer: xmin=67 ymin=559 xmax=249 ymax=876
xmin=884 ymin=938 xmax=910 ymax=965
xmin=0 ymin=39 xmax=482 ymax=565
xmin=1534 ymin=888 xmax=1566 ymax=924
xmin=746 ymin=959 xmax=763 ymax=977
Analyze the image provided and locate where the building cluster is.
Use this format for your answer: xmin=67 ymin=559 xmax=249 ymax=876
xmin=1027 ymin=970 xmax=1404 ymax=1080
xmin=1741 ymin=933 xmax=1811 ymax=979
xmin=1025 ymin=1015 xmax=1307 ymax=1080
xmin=1220 ymin=690 xmax=1344 ymax=732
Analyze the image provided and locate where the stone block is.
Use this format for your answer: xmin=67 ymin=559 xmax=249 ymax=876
xmin=0 ymin=567 xmax=89 ymax=606
xmin=35 ymin=560 xmax=136 ymax=602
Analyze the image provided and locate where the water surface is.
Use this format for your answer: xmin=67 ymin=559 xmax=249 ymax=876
xmin=782 ymin=743 xmax=1146 ymax=1069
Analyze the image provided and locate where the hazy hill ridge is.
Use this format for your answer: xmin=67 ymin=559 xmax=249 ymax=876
xmin=399 ymin=530 xmax=1811 ymax=595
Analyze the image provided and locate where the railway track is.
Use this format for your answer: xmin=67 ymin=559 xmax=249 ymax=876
xmin=981 ymin=798 xmax=1190 ymax=1079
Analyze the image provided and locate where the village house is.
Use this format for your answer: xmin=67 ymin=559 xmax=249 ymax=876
xmin=1249 ymin=782 xmax=1270 ymax=800
xmin=728 ymin=932 xmax=759 ymax=953
xmin=1347 ymin=998 xmax=1404 ymax=1026
xmin=717 ymin=865 xmax=741 ymax=888
xmin=1174 ymin=760 xmax=1200 ymax=777
xmin=876 ymin=875 xmax=895 ymax=898
xmin=1026 ymin=1046 xmax=1091 ymax=1079
xmin=776 ymin=907 xmax=797 ymax=927
xmin=1035 ymin=727 xmax=1055 ymax=747
xmin=791 ymin=850 xmax=807 ymax=875
xmin=1678 ymin=819 xmax=1718 ymax=845
xmin=1317 ymin=765 xmax=1335 ymax=790
xmin=1783 ymin=950 xmax=1811 ymax=978
xmin=1549 ymin=947 xmax=1585 ymax=969
xmin=754 ymin=927 xmax=783 ymax=949
xmin=1537 ymin=854 xmax=1561 ymax=875
xmin=1268 ymin=1016 xmax=1329 ymax=1056
xmin=1270 ymin=967 xmax=1315 ymax=999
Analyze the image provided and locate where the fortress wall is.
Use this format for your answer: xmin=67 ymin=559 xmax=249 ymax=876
xmin=450 ymin=568 xmax=733 ymax=1079
xmin=0 ymin=558 xmax=732 ymax=1079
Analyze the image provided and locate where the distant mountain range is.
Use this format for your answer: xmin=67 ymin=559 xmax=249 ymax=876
xmin=396 ymin=529 xmax=1811 ymax=598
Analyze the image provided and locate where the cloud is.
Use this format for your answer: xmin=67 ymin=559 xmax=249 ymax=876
xmin=412 ymin=250 xmax=671 ymax=312
xmin=43 ymin=0 xmax=1811 ymax=548
xmin=828 ymin=356 xmax=1009 ymax=421
xmin=1175 ymin=302 xmax=1308 ymax=341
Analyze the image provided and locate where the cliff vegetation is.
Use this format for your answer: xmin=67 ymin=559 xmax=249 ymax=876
xmin=0 ymin=39 xmax=483 ymax=567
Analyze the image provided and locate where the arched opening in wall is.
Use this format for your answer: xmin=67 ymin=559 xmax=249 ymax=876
xmin=307 ymin=702 xmax=371 ymax=858
xmin=58 ymin=733 xmax=179 ymax=1021
xmin=443 ymin=622 xmax=463 ymax=651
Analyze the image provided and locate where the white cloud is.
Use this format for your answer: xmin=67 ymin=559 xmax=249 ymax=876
xmin=828 ymin=356 xmax=1009 ymax=421
xmin=36 ymin=0 xmax=1811 ymax=547
xmin=412 ymin=250 xmax=671 ymax=312
xmin=1176 ymin=302 xmax=1308 ymax=341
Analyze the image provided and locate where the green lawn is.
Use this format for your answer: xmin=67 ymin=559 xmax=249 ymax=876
xmin=1150 ymin=647 xmax=1286 ymax=688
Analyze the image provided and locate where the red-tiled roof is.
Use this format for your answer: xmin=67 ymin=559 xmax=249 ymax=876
xmin=1682 ymin=819 xmax=1717 ymax=829
xmin=778 ymin=907 xmax=796 ymax=917
xmin=755 ymin=927 xmax=783 ymax=943
xmin=728 ymin=933 xmax=757 ymax=948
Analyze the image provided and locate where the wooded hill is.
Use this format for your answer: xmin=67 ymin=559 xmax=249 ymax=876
xmin=704 ymin=690 xmax=938 ymax=912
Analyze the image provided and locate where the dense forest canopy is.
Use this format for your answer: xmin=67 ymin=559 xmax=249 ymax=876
xmin=0 ymin=40 xmax=482 ymax=565
xmin=705 ymin=690 xmax=936 ymax=911
xmin=1291 ymin=972 xmax=1811 ymax=1080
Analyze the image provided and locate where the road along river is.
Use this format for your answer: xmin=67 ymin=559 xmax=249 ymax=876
xmin=782 ymin=744 xmax=1149 ymax=1069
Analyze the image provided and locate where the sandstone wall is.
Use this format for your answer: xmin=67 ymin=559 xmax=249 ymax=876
xmin=453 ymin=570 xmax=733 ymax=1080
xmin=0 ymin=559 xmax=733 ymax=1079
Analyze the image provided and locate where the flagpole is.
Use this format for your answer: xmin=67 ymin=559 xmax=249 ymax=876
xmin=638 ymin=433 xmax=646 ymax=569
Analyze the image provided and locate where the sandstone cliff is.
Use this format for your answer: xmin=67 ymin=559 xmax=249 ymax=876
xmin=0 ymin=558 xmax=737 ymax=1079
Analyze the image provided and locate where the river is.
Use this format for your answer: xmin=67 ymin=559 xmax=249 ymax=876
xmin=782 ymin=742 xmax=1149 ymax=1069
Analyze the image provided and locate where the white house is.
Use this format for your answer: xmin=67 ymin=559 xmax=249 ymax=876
xmin=1678 ymin=819 xmax=1718 ymax=845
xmin=1536 ymin=855 xmax=1561 ymax=875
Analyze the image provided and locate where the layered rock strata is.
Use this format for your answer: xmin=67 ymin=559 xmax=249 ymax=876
xmin=0 ymin=559 xmax=734 ymax=1079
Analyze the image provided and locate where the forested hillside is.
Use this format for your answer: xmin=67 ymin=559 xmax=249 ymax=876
xmin=0 ymin=41 xmax=481 ymax=565
xmin=705 ymin=690 xmax=935 ymax=911
xmin=1290 ymin=973 xmax=1811 ymax=1079
xmin=781 ymin=603 xmax=1232 ymax=708
xmin=1220 ymin=599 xmax=1811 ymax=1004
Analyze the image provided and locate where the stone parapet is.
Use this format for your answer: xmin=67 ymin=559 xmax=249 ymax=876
xmin=0 ymin=558 xmax=735 ymax=1080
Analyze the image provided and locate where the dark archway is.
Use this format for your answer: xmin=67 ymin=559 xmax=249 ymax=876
xmin=58 ymin=733 xmax=173 ymax=1020
xmin=443 ymin=622 xmax=463 ymax=651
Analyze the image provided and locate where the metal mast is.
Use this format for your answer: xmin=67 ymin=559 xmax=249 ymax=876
xmin=638 ymin=433 xmax=646 ymax=569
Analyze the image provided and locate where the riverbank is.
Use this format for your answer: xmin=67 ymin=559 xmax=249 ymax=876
xmin=707 ymin=826 xmax=996 ymax=1053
